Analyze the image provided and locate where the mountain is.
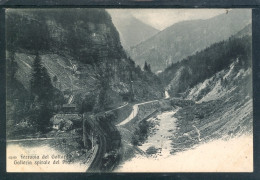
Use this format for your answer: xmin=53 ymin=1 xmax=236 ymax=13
xmin=108 ymin=11 xmax=159 ymax=50
xmin=169 ymin=58 xmax=253 ymax=154
xmin=129 ymin=9 xmax=251 ymax=73
xmin=178 ymin=47 xmax=252 ymax=136
xmin=159 ymin=29 xmax=252 ymax=145
xmin=6 ymin=9 xmax=164 ymax=115
xmin=234 ymin=23 xmax=252 ymax=38
xmin=160 ymin=22 xmax=252 ymax=96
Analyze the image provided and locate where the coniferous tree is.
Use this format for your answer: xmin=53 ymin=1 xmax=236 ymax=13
xmin=143 ymin=61 xmax=152 ymax=73
xmin=30 ymin=53 xmax=54 ymax=102
xmin=30 ymin=53 xmax=42 ymax=98
xmin=30 ymin=53 xmax=54 ymax=131
xmin=143 ymin=61 xmax=148 ymax=71
xmin=147 ymin=64 xmax=152 ymax=73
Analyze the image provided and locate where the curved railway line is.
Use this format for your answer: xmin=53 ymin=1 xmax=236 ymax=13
xmin=87 ymin=99 xmax=161 ymax=172
xmin=87 ymin=129 xmax=107 ymax=172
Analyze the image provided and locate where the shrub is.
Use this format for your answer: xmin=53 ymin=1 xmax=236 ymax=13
xmin=131 ymin=120 xmax=150 ymax=146
xmin=146 ymin=146 xmax=158 ymax=155
xmin=131 ymin=134 xmax=139 ymax=146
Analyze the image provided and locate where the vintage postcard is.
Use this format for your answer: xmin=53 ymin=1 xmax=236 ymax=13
xmin=6 ymin=8 xmax=253 ymax=172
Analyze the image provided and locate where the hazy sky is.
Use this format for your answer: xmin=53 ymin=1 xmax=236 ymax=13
xmin=107 ymin=9 xmax=227 ymax=30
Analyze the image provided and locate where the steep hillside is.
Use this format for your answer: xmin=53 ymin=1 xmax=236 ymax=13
xmin=158 ymin=28 xmax=252 ymax=152
xmin=137 ymin=32 xmax=253 ymax=161
xmin=6 ymin=9 xmax=164 ymax=113
xmin=129 ymin=9 xmax=251 ymax=73
xmin=234 ymin=23 xmax=252 ymax=38
xmin=169 ymin=58 xmax=252 ymax=154
xmin=6 ymin=9 xmax=124 ymax=64
xmin=108 ymin=10 xmax=159 ymax=50
xmin=185 ymin=60 xmax=252 ymax=103
xmin=160 ymin=34 xmax=251 ymax=97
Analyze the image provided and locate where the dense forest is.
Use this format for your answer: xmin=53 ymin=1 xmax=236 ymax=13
xmin=6 ymin=51 xmax=65 ymax=136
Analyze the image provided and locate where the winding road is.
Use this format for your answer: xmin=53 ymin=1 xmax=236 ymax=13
xmin=105 ymin=102 xmax=129 ymax=113
xmin=87 ymin=99 xmax=160 ymax=171
xmin=87 ymin=90 xmax=170 ymax=171
xmin=116 ymin=100 xmax=159 ymax=126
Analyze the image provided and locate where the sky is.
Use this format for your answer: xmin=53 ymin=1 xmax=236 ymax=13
xmin=107 ymin=9 xmax=227 ymax=30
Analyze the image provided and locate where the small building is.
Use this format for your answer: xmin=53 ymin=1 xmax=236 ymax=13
xmin=51 ymin=113 xmax=81 ymax=131
xmin=52 ymin=117 xmax=73 ymax=131
xmin=52 ymin=118 xmax=63 ymax=130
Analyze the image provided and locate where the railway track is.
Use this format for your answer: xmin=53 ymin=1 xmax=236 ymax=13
xmin=86 ymin=117 xmax=121 ymax=172
xmin=87 ymin=134 xmax=106 ymax=172
xmin=87 ymin=100 xmax=160 ymax=172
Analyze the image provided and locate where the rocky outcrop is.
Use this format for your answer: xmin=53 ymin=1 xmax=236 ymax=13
xmin=6 ymin=9 xmax=164 ymax=111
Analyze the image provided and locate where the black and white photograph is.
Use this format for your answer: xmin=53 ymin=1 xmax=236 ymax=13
xmin=5 ymin=8 xmax=253 ymax=172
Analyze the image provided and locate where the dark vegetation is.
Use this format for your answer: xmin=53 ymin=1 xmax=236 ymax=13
xmin=160 ymin=35 xmax=252 ymax=96
xmin=29 ymin=53 xmax=64 ymax=130
xmin=7 ymin=9 xmax=163 ymax=112
xmin=146 ymin=146 xmax=158 ymax=155
xmin=131 ymin=120 xmax=151 ymax=146
xmin=6 ymin=52 xmax=30 ymax=133
xmin=170 ymin=99 xmax=195 ymax=107
xmin=6 ymin=51 xmax=65 ymax=138
xmin=6 ymin=9 xmax=164 ymax=138
xmin=6 ymin=9 xmax=123 ymax=64
xmin=143 ymin=61 xmax=152 ymax=73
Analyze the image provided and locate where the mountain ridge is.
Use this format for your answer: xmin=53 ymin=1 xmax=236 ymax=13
xmin=108 ymin=11 xmax=160 ymax=50
xmin=129 ymin=9 xmax=251 ymax=73
xmin=159 ymin=29 xmax=252 ymax=98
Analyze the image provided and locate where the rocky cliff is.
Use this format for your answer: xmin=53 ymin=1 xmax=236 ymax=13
xmin=6 ymin=9 xmax=163 ymax=112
